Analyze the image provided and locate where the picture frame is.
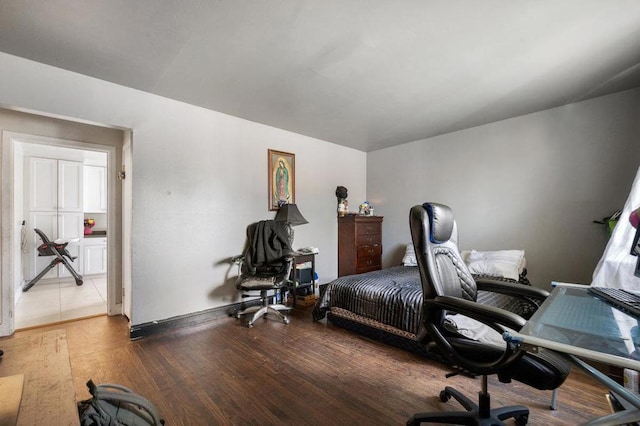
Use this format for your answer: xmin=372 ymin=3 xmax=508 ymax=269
xmin=268 ymin=149 xmax=295 ymax=211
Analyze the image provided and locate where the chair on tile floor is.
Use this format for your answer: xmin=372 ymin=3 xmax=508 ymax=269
xmin=23 ymin=228 xmax=83 ymax=292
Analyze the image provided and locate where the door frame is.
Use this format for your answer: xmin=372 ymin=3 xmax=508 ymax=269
xmin=1 ymin=131 xmax=124 ymax=335
xmin=121 ymin=132 xmax=132 ymax=321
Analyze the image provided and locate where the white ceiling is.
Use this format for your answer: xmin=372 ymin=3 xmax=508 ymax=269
xmin=1 ymin=1 xmax=640 ymax=152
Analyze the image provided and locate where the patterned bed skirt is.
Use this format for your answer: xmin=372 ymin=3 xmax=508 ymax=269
xmin=326 ymin=308 xmax=433 ymax=358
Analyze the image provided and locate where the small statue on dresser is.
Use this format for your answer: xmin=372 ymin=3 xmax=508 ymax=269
xmin=336 ymin=186 xmax=348 ymax=217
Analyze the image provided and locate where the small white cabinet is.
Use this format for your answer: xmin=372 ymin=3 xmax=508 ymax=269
xmin=29 ymin=158 xmax=83 ymax=212
xmin=84 ymin=166 xmax=107 ymax=213
xmin=84 ymin=237 xmax=107 ymax=275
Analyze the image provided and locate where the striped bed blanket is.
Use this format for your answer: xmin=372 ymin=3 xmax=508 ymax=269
xmin=312 ymin=265 xmax=535 ymax=343
xmin=313 ymin=266 xmax=424 ymax=336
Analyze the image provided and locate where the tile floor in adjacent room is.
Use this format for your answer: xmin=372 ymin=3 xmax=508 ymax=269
xmin=15 ymin=276 xmax=107 ymax=329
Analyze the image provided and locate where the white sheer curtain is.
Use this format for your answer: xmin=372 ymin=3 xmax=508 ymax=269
xmin=592 ymin=165 xmax=640 ymax=288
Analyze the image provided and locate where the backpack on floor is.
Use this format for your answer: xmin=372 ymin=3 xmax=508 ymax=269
xmin=78 ymin=379 xmax=165 ymax=426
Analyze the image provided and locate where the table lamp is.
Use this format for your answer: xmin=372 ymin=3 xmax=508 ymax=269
xmin=274 ymin=203 xmax=308 ymax=242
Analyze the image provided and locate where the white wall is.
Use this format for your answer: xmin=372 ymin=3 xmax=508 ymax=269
xmin=368 ymin=88 xmax=640 ymax=289
xmin=7 ymin=49 xmax=635 ymax=324
xmin=0 ymin=52 xmax=366 ymax=326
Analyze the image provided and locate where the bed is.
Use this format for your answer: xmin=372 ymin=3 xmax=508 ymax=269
xmin=312 ymin=248 xmax=537 ymax=357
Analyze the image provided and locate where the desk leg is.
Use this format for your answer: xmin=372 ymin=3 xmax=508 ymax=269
xmin=585 ymin=408 xmax=640 ymax=426
xmin=568 ymin=355 xmax=640 ymax=425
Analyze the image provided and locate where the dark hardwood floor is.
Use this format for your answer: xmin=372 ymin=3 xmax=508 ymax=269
xmin=8 ymin=306 xmax=612 ymax=425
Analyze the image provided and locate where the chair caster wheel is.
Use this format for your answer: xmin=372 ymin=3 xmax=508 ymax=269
xmin=283 ymin=318 xmax=290 ymax=324
xmin=235 ymin=312 xmax=242 ymax=319
xmin=246 ymin=322 xmax=254 ymax=328
xmin=75 ymin=279 xmax=83 ymax=286
xmin=439 ymin=390 xmax=451 ymax=402
xmin=515 ymin=415 xmax=528 ymax=425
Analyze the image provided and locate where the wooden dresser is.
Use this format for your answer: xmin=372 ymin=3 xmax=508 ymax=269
xmin=338 ymin=215 xmax=383 ymax=277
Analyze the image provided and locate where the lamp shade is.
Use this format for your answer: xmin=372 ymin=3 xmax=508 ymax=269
xmin=274 ymin=203 xmax=308 ymax=226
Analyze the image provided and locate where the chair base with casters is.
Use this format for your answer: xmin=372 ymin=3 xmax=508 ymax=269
xmin=23 ymin=228 xmax=83 ymax=292
xmin=407 ymin=375 xmax=529 ymax=426
xmin=232 ymin=248 xmax=294 ymax=328
xmin=235 ymin=288 xmax=291 ymax=328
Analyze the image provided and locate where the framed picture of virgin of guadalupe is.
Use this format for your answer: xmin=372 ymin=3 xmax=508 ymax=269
xmin=268 ymin=149 xmax=295 ymax=211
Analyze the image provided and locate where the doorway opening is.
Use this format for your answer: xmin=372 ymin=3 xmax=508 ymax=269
xmin=17 ymin=144 xmax=109 ymax=328
xmin=1 ymin=117 xmax=129 ymax=335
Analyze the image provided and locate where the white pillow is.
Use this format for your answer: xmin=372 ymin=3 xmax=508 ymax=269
xmin=463 ymin=249 xmax=525 ymax=281
xmin=402 ymin=243 xmax=417 ymax=266
xmin=444 ymin=314 xmax=505 ymax=347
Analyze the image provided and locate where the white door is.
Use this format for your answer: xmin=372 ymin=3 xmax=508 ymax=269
xmin=58 ymin=161 xmax=83 ymax=276
xmin=58 ymin=160 xmax=83 ymax=212
xmin=58 ymin=212 xmax=83 ymax=241
xmin=58 ymin=212 xmax=84 ymax=276
xmin=84 ymin=238 xmax=107 ymax=275
xmin=28 ymin=157 xmax=57 ymax=211
xmin=84 ymin=166 xmax=107 ymax=213
xmin=28 ymin=212 xmax=57 ymax=281
xmin=26 ymin=158 xmax=84 ymax=280
xmin=59 ymin=243 xmax=82 ymax=277
xmin=28 ymin=157 xmax=84 ymax=214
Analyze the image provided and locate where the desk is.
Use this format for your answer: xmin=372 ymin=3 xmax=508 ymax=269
xmin=288 ymin=252 xmax=316 ymax=307
xmin=508 ymin=284 xmax=640 ymax=425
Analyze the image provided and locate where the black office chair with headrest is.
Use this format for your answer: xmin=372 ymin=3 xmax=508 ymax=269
xmin=233 ymin=220 xmax=294 ymax=328
xmin=407 ymin=203 xmax=571 ymax=425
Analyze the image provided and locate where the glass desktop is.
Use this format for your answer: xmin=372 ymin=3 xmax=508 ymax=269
xmin=508 ymin=284 xmax=640 ymax=424
xmin=515 ymin=284 xmax=640 ymax=371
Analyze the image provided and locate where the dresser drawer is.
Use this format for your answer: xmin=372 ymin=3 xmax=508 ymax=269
xmin=356 ymin=244 xmax=382 ymax=268
xmin=356 ymin=232 xmax=381 ymax=246
xmin=356 ymin=222 xmax=380 ymax=235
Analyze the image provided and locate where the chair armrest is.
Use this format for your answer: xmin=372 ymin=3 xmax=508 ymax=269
xmin=476 ymin=278 xmax=549 ymax=300
xmin=428 ymin=295 xmax=526 ymax=331
xmin=425 ymin=295 xmax=526 ymax=375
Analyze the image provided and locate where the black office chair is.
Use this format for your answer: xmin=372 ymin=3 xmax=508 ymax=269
xmin=233 ymin=220 xmax=294 ymax=328
xmin=407 ymin=203 xmax=571 ymax=425
xmin=23 ymin=228 xmax=83 ymax=292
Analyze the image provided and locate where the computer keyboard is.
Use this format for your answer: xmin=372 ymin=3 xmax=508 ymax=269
xmin=588 ymin=287 xmax=640 ymax=317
